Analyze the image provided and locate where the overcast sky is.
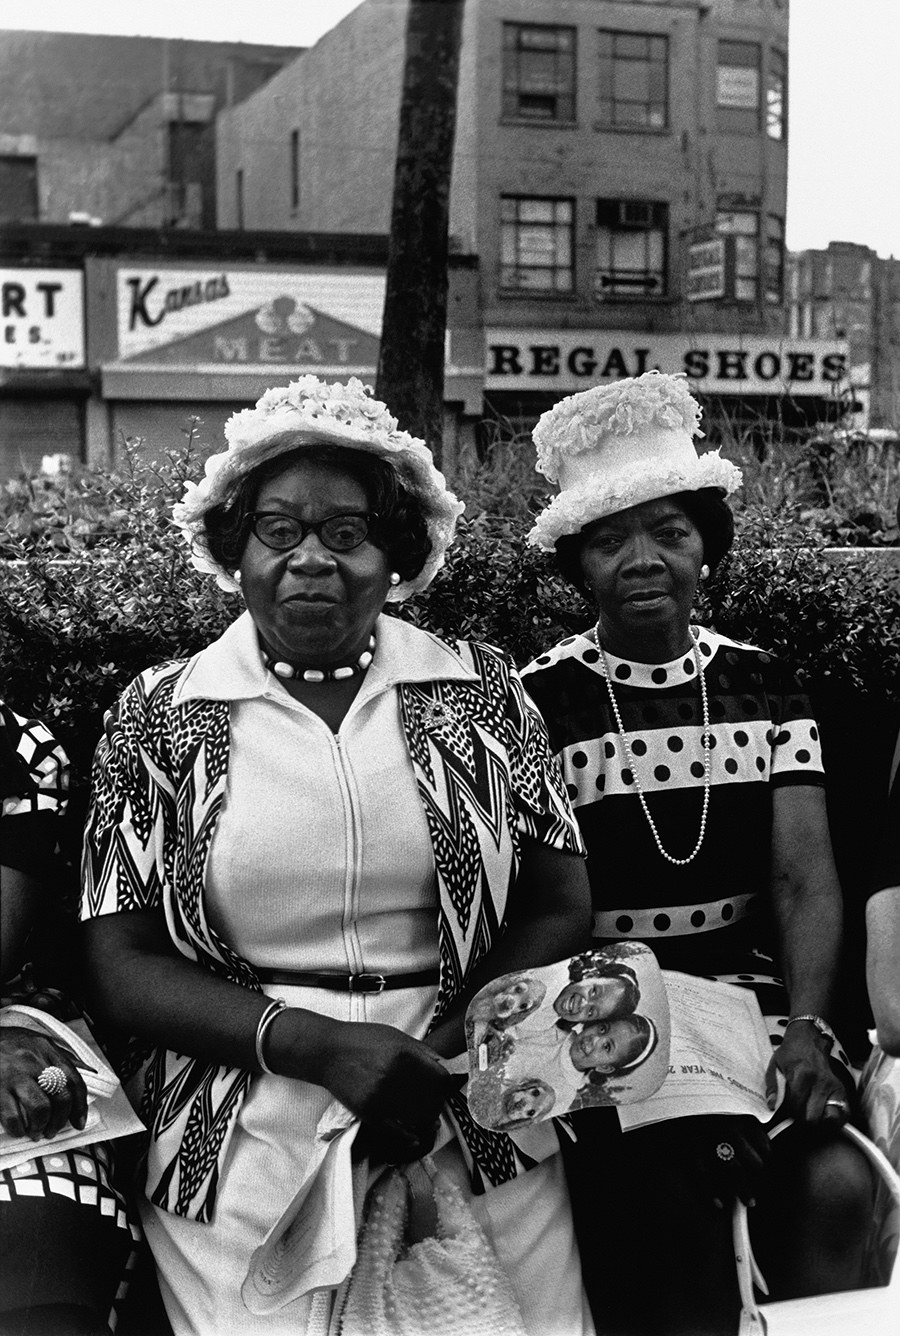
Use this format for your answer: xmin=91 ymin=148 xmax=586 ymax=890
xmin=3 ymin=0 xmax=898 ymax=258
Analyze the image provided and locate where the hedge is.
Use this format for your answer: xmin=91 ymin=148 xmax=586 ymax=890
xmin=2 ymin=439 xmax=898 ymax=1049
xmin=2 ymin=439 xmax=898 ymax=784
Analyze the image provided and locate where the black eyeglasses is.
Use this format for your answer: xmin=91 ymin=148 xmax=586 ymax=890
xmin=247 ymin=511 xmax=377 ymax=554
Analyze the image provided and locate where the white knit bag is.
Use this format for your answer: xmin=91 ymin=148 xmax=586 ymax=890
xmin=339 ymin=1158 xmax=527 ymax=1336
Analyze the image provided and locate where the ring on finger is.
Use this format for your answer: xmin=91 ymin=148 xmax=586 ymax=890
xmin=825 ymin=1098 xmax=849 ymax=1113
xmin=37 ymin=1066 xmax=68 ymax=1096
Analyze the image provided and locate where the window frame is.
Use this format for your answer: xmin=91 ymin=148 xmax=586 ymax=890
xmin=594 ymin=198 xmax=669 ymax=300
xmin=0 ymin=155 xmax=39 ymax=222
xmin=501 ymin=22 xmax=577 ymax=125
xmin=716 ymin=40 xmax=761 ymax=135
xmin=715 ymin=208 xmax=760 ymax=302
xmin=766 ymin=48 xmax=787 ymax=141
xmin=764 ymin=214 xmax=785 ymax=304
xmin=596 ymin=29 xmax=669 ymax=132
xmin=499 ymin=195 xmax=576 ymax=295
xmin=290 ymin=129 xmax=300 ymax=212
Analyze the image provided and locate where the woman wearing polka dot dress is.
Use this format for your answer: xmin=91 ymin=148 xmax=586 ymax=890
xmin=521 ymin=372 xmax=874 ymax=1336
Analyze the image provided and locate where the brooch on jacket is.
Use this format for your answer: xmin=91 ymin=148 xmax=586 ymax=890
xmin=420 ymin=699 xmax=453 ymax=733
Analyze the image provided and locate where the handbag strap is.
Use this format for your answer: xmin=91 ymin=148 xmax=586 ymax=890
xmin=733 ymin=1121 xmax=900 ymax=1320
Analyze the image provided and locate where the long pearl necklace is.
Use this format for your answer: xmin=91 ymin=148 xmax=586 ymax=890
xmin=595 ymin=623 xmax=711 ymax=866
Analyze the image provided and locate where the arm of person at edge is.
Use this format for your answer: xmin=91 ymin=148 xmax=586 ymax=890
xmin=81 ymin=907 xmax=452 ymax=1163
xmin=1 ymin=863 xmax=89 ymax=1139
xmin=866 ymin=887 xmax=900 ymax=1056
xmin=424 ymin=838 xmax=592 ymax=1060
xmin=766 ymin=783 xmax=850 ymax=1123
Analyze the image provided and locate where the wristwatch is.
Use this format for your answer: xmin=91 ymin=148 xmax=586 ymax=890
xmin=785 ymin=1014 xmax=837 ymax=1046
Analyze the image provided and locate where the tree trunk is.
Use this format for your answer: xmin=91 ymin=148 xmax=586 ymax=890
xmin=376 ymin=0 xmax=465 ymax=466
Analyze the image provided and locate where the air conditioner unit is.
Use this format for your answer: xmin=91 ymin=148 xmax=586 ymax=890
xmin=619 ymin=201 xmax=653 ymax=227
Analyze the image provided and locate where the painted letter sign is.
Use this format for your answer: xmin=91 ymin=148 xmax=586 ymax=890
xmin=485 ymin=330 xmax=848 ymax=396
xmin=115 ymin=267 xmax=385 ymax=375
xmin=1 ymin=268 xmax=85 ymax=369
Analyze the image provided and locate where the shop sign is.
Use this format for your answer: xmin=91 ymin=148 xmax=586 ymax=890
xmin=485 ymin=330 xmax=848 ymax=396
xmin=686 ymin=237 xmax=729 ymax=302
xmin=717 ymin=66 xmax=759 ymax=109
xmin=1 ymin=268 xmax=85 ymax=369
xmin=115 ymin=267 xmax=385 ymax=372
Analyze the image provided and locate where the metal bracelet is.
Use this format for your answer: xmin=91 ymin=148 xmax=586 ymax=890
xmin=785 ymin=1013 xmax=837 ymax=1045
xmin=254 ymin=998 xmax=287 ymax=1075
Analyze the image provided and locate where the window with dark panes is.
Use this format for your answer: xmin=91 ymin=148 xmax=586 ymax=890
xmin=0 ymin=156 xmax=39 ymax=221
xmin=290 ymin=130 xmax=300 ymax=211
xmin=766 ymin=49 xmax=787 ymax=140
xmin=716 ymin=41 xmax=760 ymax=133
xmin=236 ymin=169 xmax=245 ymax=230
xmin=764 ymin=215 xmax=784 ymax=303
xmin=597 ymin=31 xmax=668 ymax=130
xmin=500 ymin=197 xmax=575 ymax=293
xmin=595 ymin=199 xmax=668 ymax=298
xmin=502 ymin=24 xmax=576 ymax=123
xmin=716 ymin=209 xmax=759 ymax=300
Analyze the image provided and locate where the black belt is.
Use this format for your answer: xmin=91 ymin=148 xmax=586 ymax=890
xmin=254 ymin=967 xmax=440 ymax=994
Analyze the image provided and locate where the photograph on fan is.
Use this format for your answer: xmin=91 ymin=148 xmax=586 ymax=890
xmin=465 ymin=942 xmax=671 ymax=1129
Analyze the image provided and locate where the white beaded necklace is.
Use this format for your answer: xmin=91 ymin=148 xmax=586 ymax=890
xmin=595 ymin=624 xmax=711 ymax=866
xmin=263 ymin=634 xmax=375 ymax=683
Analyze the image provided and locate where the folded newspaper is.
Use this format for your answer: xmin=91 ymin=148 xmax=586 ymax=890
xmin=242 ymin=1102 xmax=362 ymax=1314
xmin=465 ymin=957 xmax=778 ymax=1133
xmin=617 ymin=971 xmax=777 ymax=1130
xmin=465 ymin=943 xmax=672 ymax=1130
xmin=0 ymin=1004 xmax=145 ymax=1171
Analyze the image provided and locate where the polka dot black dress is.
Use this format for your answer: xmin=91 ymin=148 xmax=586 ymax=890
xmin=524 ymin=626 xmax=857 ymax=1335
xmin=522 ymin=626 xmax=852 ymax=1073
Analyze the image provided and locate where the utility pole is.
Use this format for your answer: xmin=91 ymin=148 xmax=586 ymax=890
xmin=376 ymin=0 xmax=465 ymax=467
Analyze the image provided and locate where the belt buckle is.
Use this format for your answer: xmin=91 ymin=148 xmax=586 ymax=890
xmin=349 ymin=973 xmax=387 ymax=994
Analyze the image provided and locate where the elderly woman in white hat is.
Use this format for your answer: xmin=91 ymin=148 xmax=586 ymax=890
xmin=80 ymin=377 xmax=595 ymax=1336
xmin=522 ymin=371 xmax=873 ymax=1335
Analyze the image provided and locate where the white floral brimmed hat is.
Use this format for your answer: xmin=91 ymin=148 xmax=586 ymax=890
xmin=527 ymin=370 xmax=742 ymax=550
xmin=172 ymin=375 xmax=465 ymax=598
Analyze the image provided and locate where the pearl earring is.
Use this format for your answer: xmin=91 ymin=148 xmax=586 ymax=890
xmin=233 ymin=569 xmax=243 ymax=585
xmin=699 ymin=564 xmax=710 ymax=581
xmin=389 ymin=572 xmax=401 ymax=587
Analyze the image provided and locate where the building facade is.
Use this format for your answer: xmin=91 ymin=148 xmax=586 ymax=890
xmin=788 ymin=241 xmax=900 ymax=430
xmin=0 ymin=225 xmax=482 ymax=482
xmin=215 ymin=0 xmax=846 ymax=438
xmin=0 ymin=31 xmax=301 ymax=231
xmin=1 ymin=7 xmax=853 ymax=481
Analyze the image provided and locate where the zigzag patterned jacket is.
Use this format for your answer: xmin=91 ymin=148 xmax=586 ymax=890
xmin=81 ymin=613 xmax=584 ymax=1222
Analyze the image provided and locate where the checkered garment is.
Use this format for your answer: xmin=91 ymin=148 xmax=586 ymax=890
xmin=81 ymin=638 xmax=584 ymax=1222
xmin=0 ymin=701 xmax=138 ymax=1246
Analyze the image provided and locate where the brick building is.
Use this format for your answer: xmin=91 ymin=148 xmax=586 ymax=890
xmin=788 ymin=241 xmax=900 ymax=430
xmin=0 ymin=31 xmax=301 ymax=231
xmin=216 ymin=0 xmax=846 ymax=437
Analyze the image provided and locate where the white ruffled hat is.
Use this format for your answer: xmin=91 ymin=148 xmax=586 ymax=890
xmin=527 ymin=370 xmax=742 ymax=550
xmin=172 ymin=375 xmax=465 ymax=598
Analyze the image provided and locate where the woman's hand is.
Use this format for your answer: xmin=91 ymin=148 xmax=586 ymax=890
xmin=270 ymin=1013 xmax=456 ymax=1163
xmin=767 ymin=1023 xmax=849 ymax=1124
xmin=679 ymin=1113 xmax=771 ymax=1207
xmin=0 ymin=1027 xmax=88 ymax=1141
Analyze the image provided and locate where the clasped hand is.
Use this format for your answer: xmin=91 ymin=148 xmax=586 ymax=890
xmin=0 ymin=1026 xmax=88 ymax=1141
xmin=315 ymin=1020 xmax=459 ymax=1166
